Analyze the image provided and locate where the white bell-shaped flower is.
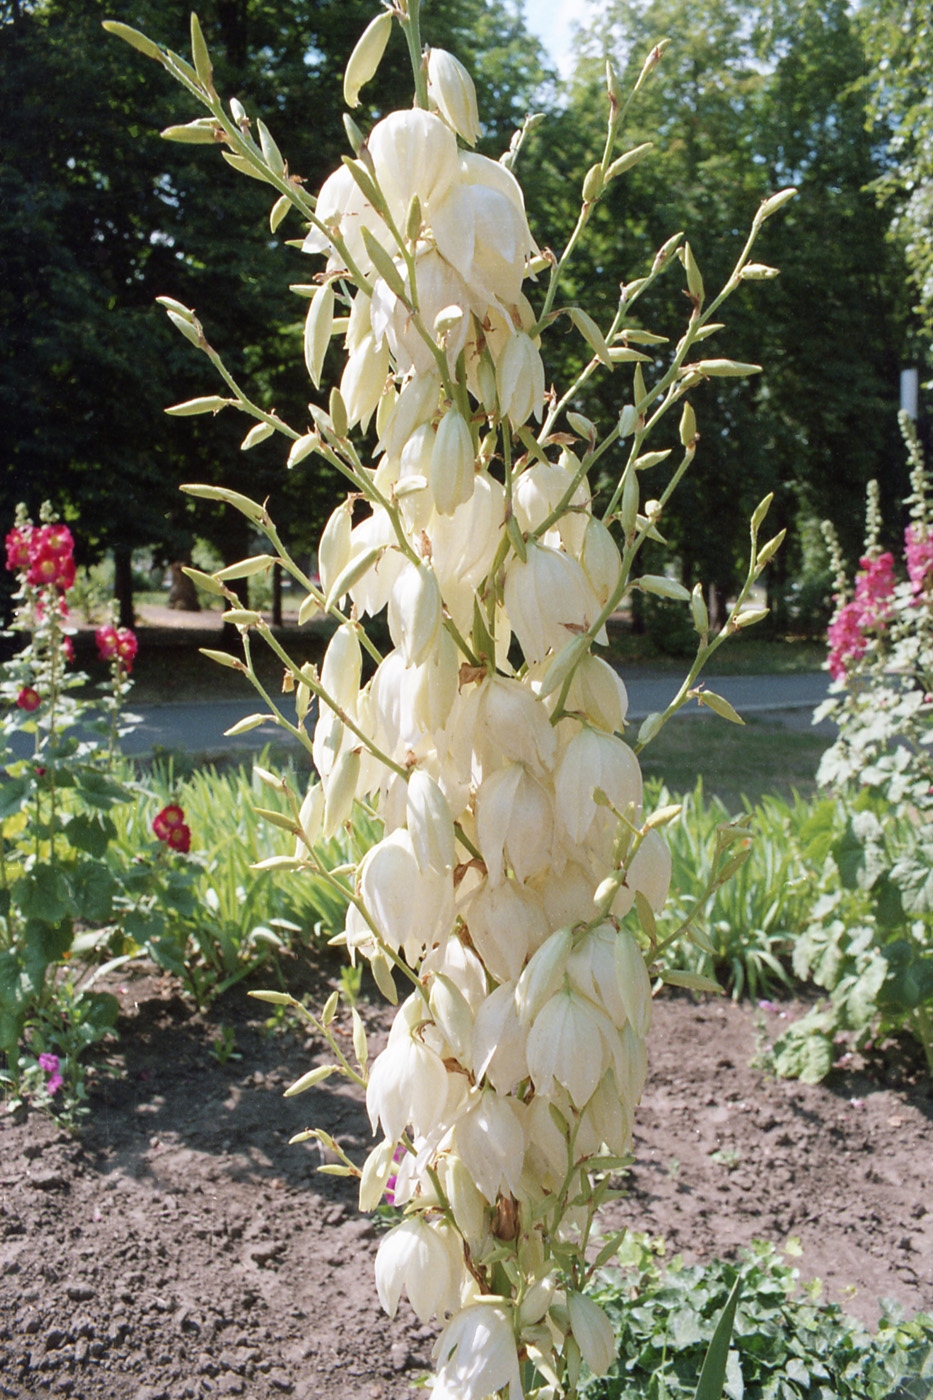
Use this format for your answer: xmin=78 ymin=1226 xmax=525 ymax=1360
xmin=566 ymin=654 xmax=629 ymax=732
xmin=464 ymin=877 xmax=549 ymax=983
xmin=495 ymin=331 xmax=545 ymax=427
xmin=568 ymin=1292 xmax=616 ymax=1377
xmin=375 ymin=1215 xmax=465 ymax=1323
xmin=339 ymin=331 xmax=388 ymax=431
xmin=407 ymin=769 xmax=455 ymax=875
xmin=613 ymin=827 xmax=673 ymax=917
xmin=473 ymin=674 xmax=557 ymax=777
xmin=365 ymin=1020 xmax=449 ymax=1144
xmin=504 ymin=542 xmax=598 ymax=667
xmin=526 ymin=986 xmax=622 ymax=1109
xmin=427 ymin=47 xmax=480 ymax=145
xmin=368 ymin=108 xmax=458 ymax=229
xmin=320 ymin=622 xmax=362 ymax=712
xmin=388 ymin=560 xmax=442 ymax=667
xmin=472 ymin=980 xmax=527 ymax=1095
xmin=430 ymin=407 xmax=476 ymax=515
xmin=433 ymin=1303 xmax=522 ymax=1400
xmin=474 ymin=761 xmax=555 ymax=886
xmin=554 ymin=726 xmax=643 ymax=846
xmin=358 ymin=829 xmax=451 ymax=959
xmin=454 ymin=1088 xmax=525 ymax=1204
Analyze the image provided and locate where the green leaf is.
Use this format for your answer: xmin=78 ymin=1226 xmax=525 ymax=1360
xmin=73 ymin=861 xmax=118 ymax=923
xmin=0 ymin=777 xmax=31 ymax=820
xmin=65 ymin=812 xmax=116 ymax=857
xmin=19 ymin=866 xmax=72 ymax=923
xmin=694 ymin=1275 xmax=742 ymax=1400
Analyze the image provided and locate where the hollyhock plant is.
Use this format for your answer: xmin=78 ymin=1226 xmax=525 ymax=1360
xmin=108 ymin=5 xmax=793 ymax=1394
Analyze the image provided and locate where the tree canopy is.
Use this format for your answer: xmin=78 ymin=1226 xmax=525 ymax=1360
xmin=0 ymin=0 xmax=924 ymax=623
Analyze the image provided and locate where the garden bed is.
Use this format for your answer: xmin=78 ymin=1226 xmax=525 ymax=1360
xmin=1 ymin=967 xmax=930 ymax=1400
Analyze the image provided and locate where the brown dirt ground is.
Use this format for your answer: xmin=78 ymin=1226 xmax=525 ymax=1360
xmin=1 ymin=966 xmax=931 ymax=1400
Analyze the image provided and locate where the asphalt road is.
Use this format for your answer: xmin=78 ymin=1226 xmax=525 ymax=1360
xmin=116 ymin=670 xmax=834 ymax=757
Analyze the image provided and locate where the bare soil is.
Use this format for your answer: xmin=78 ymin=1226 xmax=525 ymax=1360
xmin=1 ymin=967 xmax=931 ymax=1400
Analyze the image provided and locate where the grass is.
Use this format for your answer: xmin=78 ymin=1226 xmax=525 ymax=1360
xmin=638 ymin=711 xmax=825 ymax=807
xmin=604 ymin=626 xmax=826 ymax=676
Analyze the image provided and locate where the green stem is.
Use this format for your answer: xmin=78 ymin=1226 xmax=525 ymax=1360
xmin=400 ymin=0 xmax=429 ymax=110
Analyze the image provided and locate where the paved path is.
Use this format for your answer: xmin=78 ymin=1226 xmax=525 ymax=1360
xmin=115 ymin=670 xmax=833 ymax=757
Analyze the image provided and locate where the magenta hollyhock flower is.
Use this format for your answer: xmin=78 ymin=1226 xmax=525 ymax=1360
xmin=16 ymin=686 xmax=40 ymax=712
xmin=5 ymin=525 xmax=31 ymax=572
xmin=38 ymin=1052 xmax=63 ymax=1096
xmin=62 ymin=636 xmax=75 ymax=665
xmin=114 ymin=627 xmax=138 ymax=673
xmin=97 ymin=625 xmax=138 ymax=673
xmin=95 ymin=624 xmax=118 ymax=660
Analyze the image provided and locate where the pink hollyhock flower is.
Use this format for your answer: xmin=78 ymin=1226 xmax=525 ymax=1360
xmin=62 ymin=637 xmax=75 ymax=664
xmin=5 ymin=526 xmax=31 ymax=572
xmin=853 ymin=551 xmax=895 ymax=629
xmin=827 ymin=600 xmax=866 ymax=682
xmin=38 ymin=1052 xmax=63 ymax=1096
xmin=905 ymin=524 xmax=933 ymax=599
xmin=16 ymin=686 xmax=40 ymax=712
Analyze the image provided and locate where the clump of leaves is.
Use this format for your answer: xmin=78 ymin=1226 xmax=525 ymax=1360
xmin=581 ymin=1239 xmax=933 ymax=1400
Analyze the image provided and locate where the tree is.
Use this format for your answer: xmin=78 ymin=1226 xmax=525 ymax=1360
xmin=519 ymin=0 xmax=913 ymax=623
xmin=859 ymin=0 xmax=933 ymax=371
xmin=0 ymin=0 xmax=549 ymax=618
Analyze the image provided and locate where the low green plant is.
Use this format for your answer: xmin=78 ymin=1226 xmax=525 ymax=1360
xmin=651 ymin=780 xmax=810 ymax=1000
xmin=582 ymin=1239 xmax=933 ymax=1400
xmin=108 ymin=755 xmax=380 ymax=1003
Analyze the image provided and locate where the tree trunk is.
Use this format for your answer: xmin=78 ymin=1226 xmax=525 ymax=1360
xmin=113 ymin=547 xmax=134 ymax=629
xmin=272 ymin=561 xmax=283 ymax=628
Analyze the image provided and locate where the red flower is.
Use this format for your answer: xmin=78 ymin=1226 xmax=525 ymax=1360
xmin=153 ymin=805 xmax=189 ymax=852
xmin=166 ymin=823 xmax=192 ymax=854
xmin=16 ymin=687 xmax=40 ymax=712
xmin=62 ymin=637 xmax=75 ymax=665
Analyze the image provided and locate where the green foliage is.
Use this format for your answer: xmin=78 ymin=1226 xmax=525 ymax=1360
xmin=110 ymin=756 xmax=379 ymax=1002
xmin=582 ymin=1240 xmax=933 ymax=1400
xmin=770 ymin=432 xmax=933 ymax=1080
xmin=652 ymin=781 xmax=810 ymax=1000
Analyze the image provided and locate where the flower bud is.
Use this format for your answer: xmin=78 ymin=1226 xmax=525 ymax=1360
xmin=343 ymin=10 xmax=393 ymax=109
xmin=407 ymin=769 xmax=455 ymax=875
xmin=430 ymin=408 xmax=475 ymax=515
xmin=318 ymin=502 xmax=352 ymax=600
xmin=426 ymin=47 xmax=480 ymax=145
xmin=303 ymin=282 xmax=334 ymax=389
xmin=388 ymin=561 xmax=442 ymax=668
